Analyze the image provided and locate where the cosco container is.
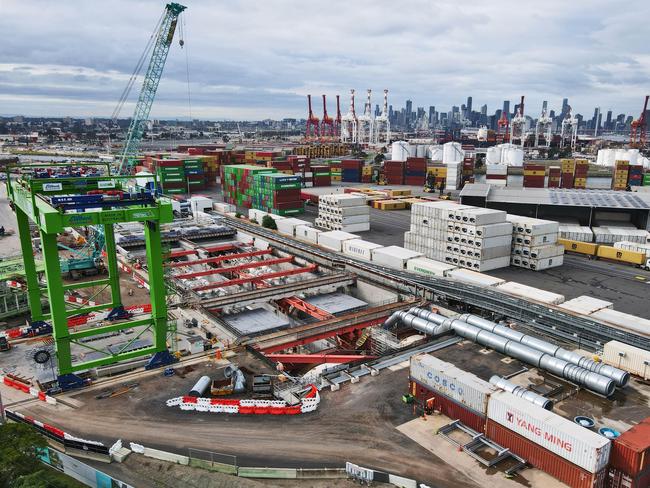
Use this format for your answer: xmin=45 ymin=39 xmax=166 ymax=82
xmin=343 ymin=239 xmax=383 ymax=261
xmin=410 ymin=380 xmax=487 ymax=433
xmin=602 ymin=341 xmax=650 ymax=381
xmin=487 ymin=391 xmax=611 ymax=473
xmin=609 ymin=417 xmax=650 ymax=476
xmin=495 ymin=281 xmax=565 ymax=305
xmin=371 ymin=246 xmax=423 ymax=270
xmin=410 ymin=354 xmax=495 ymax=415
xmin=406 ymin=257 xmax=456 ymax=277
xmin=486 ymin=420 xmax=608 ymax=488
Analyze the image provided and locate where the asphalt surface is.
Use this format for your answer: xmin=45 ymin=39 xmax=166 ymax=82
xmin=0 ymin=183 xmax=22 ymax=257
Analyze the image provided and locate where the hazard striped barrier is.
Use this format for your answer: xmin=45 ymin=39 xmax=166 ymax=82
xmin=65 ymin=295 xmax=97 ymax=307
xmin=1 ymin=375 xmax=58 ymax=405
xmin=166 ymin=385 xmax=321 ymax=415
xmin=5 ymin=280 xmax=24 ymax=289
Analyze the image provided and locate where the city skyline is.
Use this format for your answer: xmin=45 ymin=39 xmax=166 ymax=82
xmin=1 ymin=0 xmax=649 ymax=119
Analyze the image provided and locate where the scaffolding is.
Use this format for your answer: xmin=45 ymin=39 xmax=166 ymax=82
xmin=6 ymin=162 xmax=176 ymax=389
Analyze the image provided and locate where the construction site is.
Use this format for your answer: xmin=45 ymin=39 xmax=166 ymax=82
xmin=1 ymin=3 xmax=650 ymax=488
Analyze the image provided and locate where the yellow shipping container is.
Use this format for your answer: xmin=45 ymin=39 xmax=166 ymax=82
xmin=558 ymin=238 xmax=597 ymax=256
xmin=376 ymin=200 xmax=407 ymax=210
xmin=388 ymin=189 xmax=412 ymax=197
xmin=597 ymin=246 xmax=646 ymax=265
xmin=523 ymin=170 xmax=546 ymax=176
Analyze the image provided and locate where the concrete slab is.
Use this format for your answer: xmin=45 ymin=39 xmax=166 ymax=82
xmin=303 ymin=292 xmax=367 ymax=315
xmin=396 ymin=416 xmax=565 ymax=488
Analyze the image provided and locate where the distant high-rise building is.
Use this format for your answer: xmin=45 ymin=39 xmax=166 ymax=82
xmin=542 ymin=100 xmax=548 ymax=112
xmin=502 ymin=100 xmax=510 ymax=118
xmin=428 ymin=106 xmax=435 ymax=125
xmin=561 ymin=98 xmax=569 ymax=118
xmin=549 ymin=110 xmax=555 ymax=119
xmin=405 ymin=99 xmax=413 ymax=127
xmin=605 ymin=110 xmax=612 ymax=130
xmin=480 ymin=104 xmax=487 ymax=116
xmin=466 ymin=96 xmax=473 ymax=114
xmin=375 ymin=104 xmax=381 ymax=117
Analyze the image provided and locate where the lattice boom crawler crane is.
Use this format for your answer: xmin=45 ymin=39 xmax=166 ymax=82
xmin=7 ymin=163 xmax=176 ymax=390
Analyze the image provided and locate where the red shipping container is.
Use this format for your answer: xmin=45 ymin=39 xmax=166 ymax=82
xmin=274 ymin=201 xmax=304 ymax=210
xmin=486 ymin=174 xmax=507 ymax=180
xmin=411 ymin=381 xmax=486 ymax=433
xmin=486 ymin=420 xmax=607 ymax=488
xmin=609 ymin=418 xmax=650 ymax=476
xmin=607 ymin=466 xmax=650 ymax=488
xmin=405 ymin=176 xmax=424 ymax=185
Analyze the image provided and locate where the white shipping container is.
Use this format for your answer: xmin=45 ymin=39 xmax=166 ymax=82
xmin=513 ymin=233 xmax=557 ymax=246
xmin=276 ymin=218 xmax=311 ymax=237
xmin=410 ymin=354 xmax=496 ymax=415
xmin=448 ymin=222 xmax=513 ymax=238
xmin=343 ymin=239 xmax=383 ymax=261
xmin=475 ymin=235 xmax=513 ymax=249
xmin=320 ymin=194 xmax=366 ymax=207
xmin=462 ymin=207 xmax=507 ymax=226
xmin=474 ymin=256 xmax=511 ymax=272
xmin=487 ymin=391 xmax=611 ymax=473
xmin=339 ymin=222 xmax=370 ymax=233
xmin=558 ymin=296 xmax=613 ymax=315
xmin=371 ymin=246 xmax=423 ymax=269
xmin=317 ymin=230 xmax=359 ymax=251
xmin=527 ymin=244 xmax=565 ymax=259
xmin=527 ymin=255 xmax=564 ymax=271
xmin=446 ymin=268 xmax=506 ymax=286
xmin=602 ymin=341 xmax=650 ymax=380
xmin=507 ymin=215 xmax=559 ymax=235
xmin=407 ymin=257 xmax=456 ymax=277
xmin=496 ymin=281 xmax=565 ymax=304
xmin=589 ymin=308 xmax=650 ymax=337
xmin=295 ymin=225 xmax=321 ymax=243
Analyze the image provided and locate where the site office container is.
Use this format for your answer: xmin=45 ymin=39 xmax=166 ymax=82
xmin=410 ymin=379 xmax=487 ymax=433
xmin=609 ymin=417 xmax=650 ymax=476
xmin=486 ymin=420 xmax=607 ymax=488
xmin=487 ymin=391 xmax=611 ymax=473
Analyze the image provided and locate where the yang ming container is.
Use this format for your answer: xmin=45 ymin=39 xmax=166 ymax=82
xmin=487 ymin=391 xmax=611 ymax=473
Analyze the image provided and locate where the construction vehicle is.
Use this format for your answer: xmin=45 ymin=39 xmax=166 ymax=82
xmin=0 ymin=336 xmax=10 ymax=352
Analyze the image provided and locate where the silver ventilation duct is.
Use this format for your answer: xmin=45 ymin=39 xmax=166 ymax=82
xmin=402 ymin=308 xmax=616 ymax=397
xmin=384 ymin=311 xmax=452 ymax=337
xmin=489 ymin=375 xmax=554 ymax=410
xmin=457 ymin=313 xmax=629 ymax=387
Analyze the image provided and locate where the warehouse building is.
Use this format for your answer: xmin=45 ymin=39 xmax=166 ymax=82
xmin=460 ymin=184 xmax=650 ymax=230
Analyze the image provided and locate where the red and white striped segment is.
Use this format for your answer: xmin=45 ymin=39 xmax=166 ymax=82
xmin=165 ymin=385 xmax=320 ymax=415
xmin=1 ymin=375 xmax=57 ymax=405
xmin=9 ymin=410 xmax=104 ymax=446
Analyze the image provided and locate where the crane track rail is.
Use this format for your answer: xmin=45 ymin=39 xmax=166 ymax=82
xmin=223 ymin=216 xmax=650 ymax=352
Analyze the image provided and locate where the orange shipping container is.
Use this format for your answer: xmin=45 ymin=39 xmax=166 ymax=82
xmin=610 ymin=418 xmax=650 ymax=476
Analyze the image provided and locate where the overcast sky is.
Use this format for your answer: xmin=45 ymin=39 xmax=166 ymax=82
xmin=1 ymin=0 xmax=649 ymax=120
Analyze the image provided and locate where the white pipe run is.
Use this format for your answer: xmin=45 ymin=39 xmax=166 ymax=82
xmin=489 ymin=375 xmax=554 ymax=410
xmin=392 ymin=308 xmax=616 ymax=397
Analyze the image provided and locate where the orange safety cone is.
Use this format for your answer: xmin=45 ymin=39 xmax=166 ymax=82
xmin=215 ymin=349 xmax=222 ymax=360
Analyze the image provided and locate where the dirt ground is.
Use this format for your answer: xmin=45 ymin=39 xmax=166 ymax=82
xmin=18 ymin=361 xmax=481 ymax=488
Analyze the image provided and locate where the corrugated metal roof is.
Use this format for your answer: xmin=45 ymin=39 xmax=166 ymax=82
xmin=223 ymin=307 xmax=290 ymax=337
xmin=304 ymin=293 xmax=367 ymax=315
xmin=460 ymin=184 xmax=650 ymax=210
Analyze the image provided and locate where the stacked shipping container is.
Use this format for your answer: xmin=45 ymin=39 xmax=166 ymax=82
xmin=315 ymin=194 xmax=370 ymax=232
xmin=405 ymin=157 xmax=427 ymax=186
xmin=607 ymin=417 xmax=650 ymax=488
xmin=548 ymin=166 xmax=562 ymax=188
xmin=384 ymin=160 xmax=405 ymax=184
xmin=612 ymin=161 xmax=629 ymax=190
xmin=561 ymin=158 xmax=576 ymax=189
xmin=574 ymin=159 xmax=588 ymax=189
xmin=342 ymin=159 xmax=363 ymax=182
xmin=252 ymin=173 xmax=304 ymax=216
xmin=523 ymin=163 xmax=546 ymax=188
xmin=507 ymin=215 xmax=564 ymax=271
xmin=486 ymin=164 xmax=508 ymax=186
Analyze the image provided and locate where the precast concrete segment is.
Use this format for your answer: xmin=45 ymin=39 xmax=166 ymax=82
xmin=489 ymin=375 xmax=553 ymax=410
xmin=457 ymin=313 xmax=630 ymax=387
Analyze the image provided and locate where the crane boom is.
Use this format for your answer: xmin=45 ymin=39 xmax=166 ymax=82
xmin=118 ymin=2 xmax=186 ymax=174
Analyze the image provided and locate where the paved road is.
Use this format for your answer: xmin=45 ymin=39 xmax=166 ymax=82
xmin=0 ymin=183 xmax=22 ymax=257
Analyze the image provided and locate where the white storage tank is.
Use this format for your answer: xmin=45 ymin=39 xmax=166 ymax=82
xmin=443 ymin=142 xmax=464 ymax=163
xmin=371 ymin=246 xmax=423 ymax=269
xmin=428 ymin=144 xmax=444 ymax=161
xmin=189 ymin=376 xmax=211 ymax=397
xmin=501 ymin=144 xmax=524 ymax=166
xmin=486 ymin=145 xmax=502 ymax=165
xmin=391 ymin=141 xmax=411 ymax=161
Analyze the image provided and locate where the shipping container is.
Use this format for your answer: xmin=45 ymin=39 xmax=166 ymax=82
xmin=411 ymin=380 xmax=487 ymax=433
xmin=602 ymin=341 xmax=650 ymax=381
xmin=558 ymin=296 xmax=613 ymax=315
xmin=276 ymin=218 xmax=311 ymax=237
xmin=371 ymin=246 xmax=423 ymax=269
xmin=495 ymin=281 xmax=565 ymax=305
xmin=406 ymin=257 xmax=456 ymax=277
xmin=445 ymin=268 xmax=505 ymax=287
xmin=589 ymin=309 xmax=650 ymax=337
xmin=607 ymin=466 xmax=650 ymax=488
xmin=317 ymin=230 xmax=359 ymax=252
xmin=487 ymin=391 xmax=611 ymax=473
xmin=410 ymin=354 xmax=496 ymax=415
xmin=343 ymin=239 xmax=383 ymax=261
xmin=560 ymin=238 xmax=599 ymax=256
xmin=295 ymin=224 xmax=322 ymax=244
xmin=596 ymin=246 xmax=646 ymax=266
xmin=609 ymin=418 xmax=650 ymax=476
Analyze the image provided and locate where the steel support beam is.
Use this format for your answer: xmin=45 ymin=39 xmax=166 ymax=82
xmin=15 ymin=206 xmax=44 ymax=320
xmin=174 ymin=256 xmax=293 ymax=279
xmin=192 ymin=264 xmax=317 ymax=291
xmin=167 ymin=249 xmax=273 ymax=268
xmin=266 ymin=353 xmax=377 ymax=364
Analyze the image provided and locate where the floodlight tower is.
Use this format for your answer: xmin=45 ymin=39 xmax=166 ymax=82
xmin=305 ymin=95 xmax=320 ymax=141
xmin=320 ymin=95 xmax=334 ymax=142
xmin=510 ymin=95 xmax=526 ymax=147
xmin=356 ymin=89 xmax=374 ymax=145
xmin=560 ymin=106 xmax=578 ymax=150
xmin=340 ymin=89 xmax=358 ymax=143
xmin=373 ymin=89 xmax=390 ymax=146
xmin=535 ymin=105 xmax=552 ymax=148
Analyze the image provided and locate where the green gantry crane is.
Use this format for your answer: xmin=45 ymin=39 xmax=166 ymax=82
xmin=116 ymin=2 xmax=186 ymax=174
xmin=6 ymin=162 xmax=175 ymax=390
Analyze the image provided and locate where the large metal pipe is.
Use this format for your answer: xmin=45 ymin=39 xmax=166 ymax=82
xmin=457 ymin=313 xmax=630 ymax=387
xmin=384 ymin=311 xmax=452 ymax=336
xmin=405 ymin=308 xmax=616 ymax=396
xmin=489 ymin=375 xmax=554 ymax=410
